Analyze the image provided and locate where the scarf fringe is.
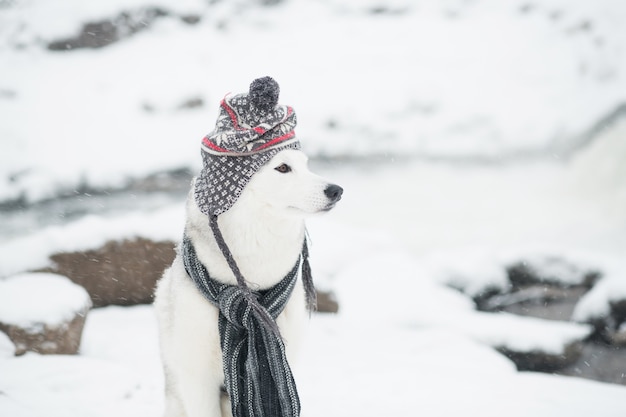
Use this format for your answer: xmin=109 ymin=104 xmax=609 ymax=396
xmin=301 ymin=234 xmax=317 ymax=312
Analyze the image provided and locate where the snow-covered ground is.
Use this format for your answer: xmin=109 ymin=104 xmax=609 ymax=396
xmin=2 ymin=303 xmax=625 ymax=417
xmin=2 ymin=0 xmax=626 ymax=416
xmin=2 ymin=146 xmax=626 ymax=415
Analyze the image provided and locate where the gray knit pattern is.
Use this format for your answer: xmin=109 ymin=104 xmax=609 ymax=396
xmin=195 ymin=140 xmax=300 ymax=217
xmin=181 ymin=236 xmax=302 ymax=417
xmin=205 ymin=94 xmax=298 ymax=154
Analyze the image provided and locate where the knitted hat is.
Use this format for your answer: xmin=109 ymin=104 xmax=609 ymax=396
xmin=192 ymin=77 xmax=317 ymax=315
xmin=195 ymin=76 xmax=301 ymax=216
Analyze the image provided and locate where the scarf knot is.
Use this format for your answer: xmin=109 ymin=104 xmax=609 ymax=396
xmin=217 ymin=286 xmax=256 ymax=329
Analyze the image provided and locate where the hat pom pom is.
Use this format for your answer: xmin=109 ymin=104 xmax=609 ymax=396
xmin=249 ymin=76 xmax=280 ymax=112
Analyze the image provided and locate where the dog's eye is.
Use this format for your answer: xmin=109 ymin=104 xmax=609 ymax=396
xmin=275 ymin=164 xmax=291 ymax=173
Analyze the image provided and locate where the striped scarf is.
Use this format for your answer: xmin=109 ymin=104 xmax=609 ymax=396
xmin=181 ymin=235 xmax=303 ymax=417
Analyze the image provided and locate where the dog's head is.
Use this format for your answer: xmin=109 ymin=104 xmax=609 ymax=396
xmin=241 ymin=149 xmax=343 ymax=216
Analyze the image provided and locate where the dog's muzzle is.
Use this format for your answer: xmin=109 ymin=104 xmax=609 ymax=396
xmin=324 ymin=184 xmax=343 ymax=204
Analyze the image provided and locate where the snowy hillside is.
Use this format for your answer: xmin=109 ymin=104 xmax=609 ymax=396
xmin=1 ymin=0 xmax=626 ymax=203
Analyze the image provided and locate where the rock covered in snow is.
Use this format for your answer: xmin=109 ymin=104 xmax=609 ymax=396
xmin=478 ymin=253 xmax=598 ymax=321
xmin=316 ymin=289 xmax=339 ymax=314
xmin=497 ymin=342 xmax=584 ymax=372
xmin=461 ymin=311 xmax=592 ymax=373
xmin=426 ymin=248 xmax=626 ymax=379
xmin=426 ymin=248 xmax=510 ymax=300
xmin=506 ymin=255 xmax=600 ymax=289
xmin=612 ymin=323 xmax=626 ymax=346
xmin=483 ymin=285 xmax=589 ymax=321
xmin=611 ymin=299 xmax=626 ymax=327
xmin=0 ymin=273 xmax=92 ymax=355
xmin=558 ymin=343 xmax=626 ymax=385
xmin=571 ymin=260 xmax=626 ymax=347
xmin=47 ymin=7 xmax=174 ymax=51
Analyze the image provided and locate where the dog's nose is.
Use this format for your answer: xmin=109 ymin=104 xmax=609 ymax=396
xmin=324 ymin=184 xmax=343 ymax=203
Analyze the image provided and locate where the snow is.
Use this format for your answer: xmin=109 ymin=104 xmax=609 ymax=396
xmin=1 ymin=199 xmax=624 ymax=415
xmin=0 ymin=353 xmax=158 ymax=417
xmin=80 ymin=305 xmax=162 ymax=381
xmin=2 ymin=0 xmax=626 ymax=415
xmin=2 ymin=0 xmax=626 ymax=203
xmin=453 ymin=312 xmax=590 ymax=354
xmin=0 ymin=205 xmax=185 ymax=276
xmin=0 ymin=332 xmax=15 ymax=357
xmin=0 ymin=273 xmax=91 ymax=328
xmin=329 ymin=250 xmax=592 ymax=355
xmin=2 ymin=305 xmax=622 ymax=417
xmin=425 ymin=248 xmax=511 ymax=296
xmin=505 ymin=254 xmax=592 ymax=285
xmin=1 ymin=127 xmax=625 ymax=417
xmin=298 ymin=317 xmax=626 ymax=417
xmin=573 ymin=260 xmax=626 ymax=322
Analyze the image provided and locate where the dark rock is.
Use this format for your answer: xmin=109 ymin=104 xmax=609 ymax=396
xmin=481 ymin=284 xmax=589 ymax=321
xmin=316 ymin=289 xmax=339 ymax=313
xmin=126 ymin=168 xmax=192 ymax=193
xmin=478 ymin=254 xmax=626 ymax=385
xmin=0 ymin=273 xmax=91 ymax=355
xmin=180 ymin=14 xmax=202 ymax=25
xmin=260 ymin=0 xmax=285 ymax=5
xmin=518 ymin=3 xmax=535 ymax=14
xmin=556 ymin=343 xmax=626 ymax=385
xmin=0 ymin=89 xmax=17 ymax=99
xmin=47 ymin=7 xmax=170 ymax=51
xmin=473 ymin=286 xmax=509 ymax=311
xmin=178 ymin=97 xmax=204 ymax=110
xmin=369 ymin=6 xmax=407 ymax=15
xmin=0 ymin=312 xmax=88 ymax=356
xmin=583 ymin=316 xmax=617 ymax=344
xmin=506 ymin=256 xmax=599 ymax=289
xmin=142 ymin=102 xmax=156 ymax=113
xmin=578 ymin=299 xmax=626 ymax=344
xmin=497 ymin=341 xmax=583 ymax=372
xmin=610 ymin=299 xmax=626 ymax=323
xmin=41 ymin=238 xmax=176 ymax=307
xmin=610 ymin=327 xmax=626 ymax=346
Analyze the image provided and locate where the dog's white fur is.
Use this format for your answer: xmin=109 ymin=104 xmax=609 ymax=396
xmin=154 ymin=149 xmax=340 ymax=417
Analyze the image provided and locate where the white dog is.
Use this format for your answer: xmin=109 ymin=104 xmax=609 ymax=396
xmin=154 ymin=148 xmax=342 ymax=417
